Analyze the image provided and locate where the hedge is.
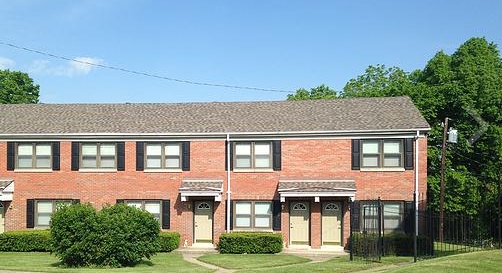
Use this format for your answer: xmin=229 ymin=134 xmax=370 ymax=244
xmin=158 ymin=232 xmax=180 ymax=252
xmin=351 ymin=233 xmax=433 ymax=256
xmin=218 ymin=232 xmax=283 ymax=254
xmin=0 ymin=230 xmax=53 ymax=252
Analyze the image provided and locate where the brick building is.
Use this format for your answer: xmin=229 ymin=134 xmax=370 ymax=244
xmin=0 ymin=96 xmax=429 ymax=250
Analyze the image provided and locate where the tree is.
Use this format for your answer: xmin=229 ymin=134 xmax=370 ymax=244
xmin=0 ymin=69 xmax=39 ymax=104
xmin=287 ymin=84 xmax=337 ymax=100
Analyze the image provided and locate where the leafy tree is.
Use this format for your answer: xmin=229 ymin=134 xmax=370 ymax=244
xmin=287 ymin=84 xmax=337 ymax=100
xmin=0 ymin=69 xmax=39 ymax=104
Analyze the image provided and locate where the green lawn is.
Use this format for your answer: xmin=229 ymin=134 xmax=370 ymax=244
xmin=0 ymin=252 xmax=212 ymax=273
xmin=197 ymin=254 xmax=311 ymax=269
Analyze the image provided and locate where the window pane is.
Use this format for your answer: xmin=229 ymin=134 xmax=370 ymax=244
xmin=100 ymin=144 xmax=116 ymax=156
xmin=236 ymin=202 xmax=251 ymax=214
xmin=384 ymin=141 xmax=401 ymax=154
xmin=236 ymin=216 xmax=251 ymax=227
xmin=37 ymin=201 xmax=53 ymax=213
xmin=165 ymin=144 xmax=180 ymax=156
xmin=145 ymin=201 xmax=161 ymax=214
xmin=146 ymin=156 xmax=162 ymax=168
xmin=362 ymin=155 xmax=379 ymax=167
xmin=254 ymin=143 xmax=270 ymax=155
xmin=384 ymin=156 xmax=401 ymax=167
xmin=255 ymin=216 xmax=270 ymax=228
xmin=235 ymin=143 xmax=251 ymax=155
xmin=100 ymin=156 xmax=115 ymax=168
xmin=81 ymin=156 xmax=97 ymax=168
xmin=166 ymin=157 xmax=180 ymax=168
xmin=37 ymin=214 xmax=51 ymax=226
xmin=255 ymin=155 xmax=270 ymax=168
xmin=146 ymin=144 xmax=162 ymax=155
xmin=255 ymin=202 xmax=271 ymax=215
xmin=18 ymin=156 xmax=33 ymax=168
xmin=18 ymin=144 xmax=33 ymax=155
xmin=81 ymin=144 xmax=97 ymax=155
xmin=236 ymin=156 xmax=251 ymax=168
xmin=36 ymin=144 xmax=51 ymax=156
xmin=384 ymin=218 xmax=401 ymax=230
xmin=384 ymin=203 xmax=401 ymax=215
xmin=362 ymin=141 xmax=379 ymax=154
xmin=126 ymin=201 xmax=142 ymax=209
xmin=36 ymin=156 xmax=51 ymax=168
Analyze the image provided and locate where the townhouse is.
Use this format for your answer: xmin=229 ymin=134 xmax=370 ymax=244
xmin=0 ymin=96 xmax=430 ymax=250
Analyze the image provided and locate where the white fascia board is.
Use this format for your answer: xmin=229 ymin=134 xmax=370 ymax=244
xmin=0 ymin=192 xmax=13 ymax=201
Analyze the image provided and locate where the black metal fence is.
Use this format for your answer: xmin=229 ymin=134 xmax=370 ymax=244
xmin=350 ymin=197 xmax=501 ymax=262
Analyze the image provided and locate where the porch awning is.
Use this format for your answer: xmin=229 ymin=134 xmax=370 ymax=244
xmin=278 ymin=179 xmax=356 ymax=202
xmin=179 ymin=179 xmax=223 ymax=202
xmin=0 ymin=179 xmax=14 ymax=201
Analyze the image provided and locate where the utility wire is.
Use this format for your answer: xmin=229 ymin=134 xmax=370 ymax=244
xmin=0 ymin=40 xmax=295 ymax=94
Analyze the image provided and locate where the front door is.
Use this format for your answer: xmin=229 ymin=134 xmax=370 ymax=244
xmin=322 ymin=202 xmax=342 ymax=246
xmin=0 ymin=203 xmax=4 ymax=233
xmin=290 ymin=202 xmax=310 ymax=245
xmin=194 ymin=201 xmax=213 ymax=244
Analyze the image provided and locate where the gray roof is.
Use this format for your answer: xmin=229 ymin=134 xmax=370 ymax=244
xmin=0 ymin=180 xmax=13 ymax=189
xmin=179 ymin=180 xmax=223 ymax=192
xmin=278 ymin=180 xmax=356 ymax=193
xmin=0 ymin=96 xmax=430 ymax=135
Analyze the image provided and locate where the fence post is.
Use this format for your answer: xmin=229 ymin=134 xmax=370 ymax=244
xmin=350 ymin=200 xmax=354 ymax=261
xmin=413 ymin=192 xmax=417 ymax=262
xmin=377 ymin=197 xmax=382 ymax=261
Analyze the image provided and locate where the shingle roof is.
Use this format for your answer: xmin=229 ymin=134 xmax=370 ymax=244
xmin=179 ymin=180 xmax=223 ymax=192
xmin=278 ymin=180 xmax=356 ymax=193
xmin=0 ymin=180 xmax=13 ymax=189
xmin=0 ymin=96 xmax=429 ymax=135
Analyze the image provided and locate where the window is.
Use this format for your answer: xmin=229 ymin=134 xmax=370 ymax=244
xmin=125 ymin=200 xmax=162 ymax=221
xmin=234 ymin=201 xmax=272 ymax=229
xmin=81 ymin=143 xmax=116 ymax=169
xmin=234 ymin=142 xmax=272 ymax=169
xmin=16 ymin=143 xmax=51 ymax=169
xmin=36 ymin=200 xmax=72 ymax=227
xmin=145 ymin=143 xmax=181 ymax=169
xmin=361 ymin=139 xmax=403 ymax=168
xmin=361 ymin=201 xmax=404 ymax=233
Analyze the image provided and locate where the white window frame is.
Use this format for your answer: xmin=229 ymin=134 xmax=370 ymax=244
xmin=80 ymin=143 xmax=117 ymax=169
xmin=16 ymin=143 xmax=52 ymax=169
xmin=144 ymin=143 xmax=182 ymax=169
xmin=234 ymin=142 xmax=272 ymax=170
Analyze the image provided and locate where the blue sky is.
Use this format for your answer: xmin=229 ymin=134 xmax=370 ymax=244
xmin=1 ymin=1 xmax=501 ymax=103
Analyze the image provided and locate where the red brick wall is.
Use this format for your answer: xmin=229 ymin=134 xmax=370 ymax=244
xmin=0 ymin=136 xmax=427 ymax=249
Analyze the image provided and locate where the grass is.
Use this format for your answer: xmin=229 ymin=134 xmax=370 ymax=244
xmin=197 ymin=253 xmax=311 ymax=269
xmin=0 ymin=252 xmax=213 ymax=273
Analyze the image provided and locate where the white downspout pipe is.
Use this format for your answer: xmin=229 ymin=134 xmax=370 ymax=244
xmin=226 ymin=133 xmax=231 ymax=232
xmin=415 ymin=130 xmax=420 ymax=237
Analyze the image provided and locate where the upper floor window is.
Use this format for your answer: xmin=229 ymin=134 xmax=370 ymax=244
xmin=361 ymin=139 xmax=402 ymax=168
xmin=145 ymin=143 xmax=181 ymax=169
xmin=234 ymin=201 xmax=272 ymax=230
xmin=17 ymin=143 xmax=52 ymax=169
xmin=81 ymin=143 xmax=116 ymax=169
xmin=234 ymin=142 xmax=272 ymax=169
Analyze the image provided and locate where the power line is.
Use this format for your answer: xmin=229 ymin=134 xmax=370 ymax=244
xmin=0 ymin=40 xmax=295 ymax=94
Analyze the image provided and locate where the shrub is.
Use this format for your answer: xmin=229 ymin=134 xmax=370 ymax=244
xmin=218 ymin=232 xmax=283 ymax=254
xmin=51 ymin=203 xmax=160 ymax=268
xmin=159 ymin=232 xmax=180 ymax=252
xmin=0 ymin=230 xmax=52 ymax=252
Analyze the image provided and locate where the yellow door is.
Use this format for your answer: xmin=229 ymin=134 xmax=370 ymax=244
xmin=194 ymin=201 xmax=213 ymax=244
xmin=0 ymin=204 xmax=4 ymax=233
xmin=290 ymin=202 xmax=310 ymax=245
xmin=322 ymin=202 xmax=342 ymax=245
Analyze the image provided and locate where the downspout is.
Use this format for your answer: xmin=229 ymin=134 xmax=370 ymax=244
xmin=415 ymin=130 xmax=420 ymax=237
xmin=226 ymin=133 xmax=231 ymax=232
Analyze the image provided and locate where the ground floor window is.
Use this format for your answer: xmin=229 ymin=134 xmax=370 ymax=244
xmin=123 ymin=200 xmax=162 ymax=221
xmin=234 ymin=201 xmax=272 ymax=230
xmin=36 ymin=200 xmax=73 ymax=227
xmin=360 ymin=201 xmax=404 ymax=233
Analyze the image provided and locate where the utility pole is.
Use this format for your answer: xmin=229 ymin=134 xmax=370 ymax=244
xmin=439 ymin=117 xmax=449 ymax=243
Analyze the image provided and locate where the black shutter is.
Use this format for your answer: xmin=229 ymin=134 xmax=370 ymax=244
xmin=26 ymin=199 xmax=35 ymax=228
xmin=182 ymin=142 xmax=190 ymax=171
xmin=52 ymin=142 xmax=60 ymax=171
xmin=351 ymin=139 xmax=361 ymax=170
xmin=351 ymin=201 xmax=361 ymax=232
xmin=136 ymin=142 xmax=144 ymax=171
xmin=162 ymin=200 xmax=170 ymax=229
xmin=71 ymin=142 xmax=80 ymax=171
xmin=116 ymin=199 xmax=124 ymax=204
xmin=272 ymin=200 xmax=282 ymax=231
xmin=225 ymin=141 xmax=234 ymax=171
xmin=272 ymin=140 xmax=282 ymax=171
xmin=225 ymin=200 xmax=234 ymax=230
xmin=404 ymin=138 xmax=414 ymax=170
xmin=7 ymin=142 xmax=15 ymax=171
xmin=117 ymin=142 xmax=125 ymax=171
xmin=72 ymin=199 xmax=80 ymax=204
